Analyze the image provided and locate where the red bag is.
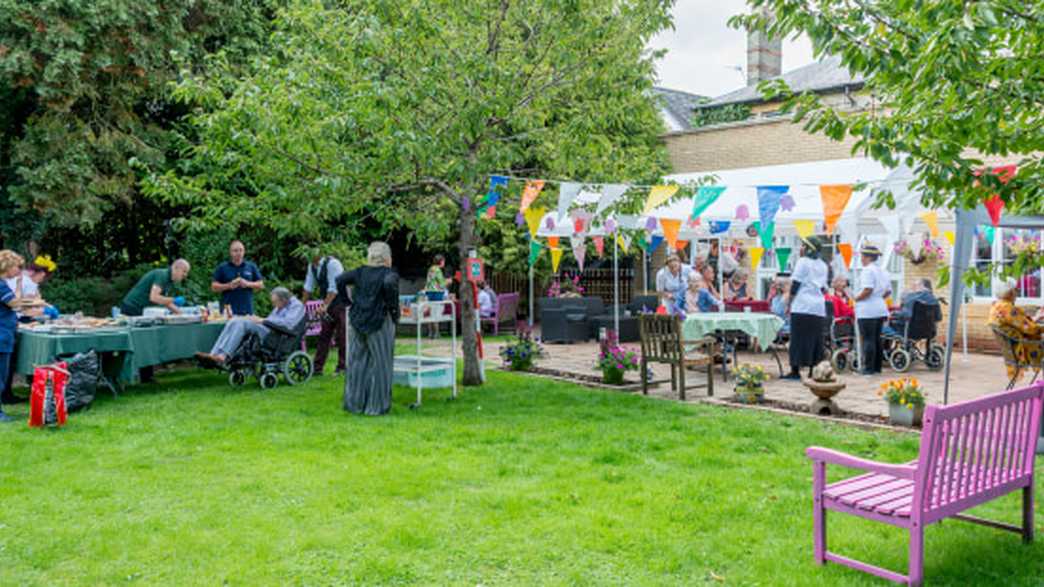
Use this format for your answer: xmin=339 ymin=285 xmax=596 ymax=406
xmin=29 ymin=363 xmax=68 ymax=428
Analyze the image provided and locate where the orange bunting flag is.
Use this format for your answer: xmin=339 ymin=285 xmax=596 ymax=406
xmin=919 ymin=211 xmax=940 ymax=237
xmin=550 ymin=247 xmax=563 ymax=272
xmin=748 ymin=247 xmax=765 ymax=270
xmin=642 ymin=185 xmax=679 ymax=215
xmin=675 ymin=240 xmax=688 ymax=252
xmin=592 ymin=236 xmax=605 ymax=257
xmin=660 ymin=218 xmax=681 ymax=250
xmin=819 ymin=184 xmax=853 ymax=234
xmin=520 ymin=180 xmax=545 ymax=211
xmin=547 ymin=236 xmax=559 ymax=248
xmin=837 ymin=243 xmax=854 ymax=268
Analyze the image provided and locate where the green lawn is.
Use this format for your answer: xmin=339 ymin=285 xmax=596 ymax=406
xmin=1 ymin=366 xmax=1041 ymax=585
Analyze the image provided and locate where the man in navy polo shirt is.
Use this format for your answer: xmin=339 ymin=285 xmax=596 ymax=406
xmin=211 ymin=240 xmax=264 ymax=315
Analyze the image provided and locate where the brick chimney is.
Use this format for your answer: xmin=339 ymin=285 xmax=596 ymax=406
xmin=746 ymin=9 xmax=781 ymax=86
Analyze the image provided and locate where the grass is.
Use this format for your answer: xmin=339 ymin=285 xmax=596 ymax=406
xmin=0 ymin=364 xmax=1041 ymax=585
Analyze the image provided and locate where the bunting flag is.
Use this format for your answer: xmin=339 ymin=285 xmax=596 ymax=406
xmin=647 ymin=235 xmax=665 ymax=254
xmin=523 ymin=207 xmax=546 ymax=238
xmin=528 ymin=239 xmax=542 ymax=266
xmin=748 ymin=247 xmax=765 ymax=271
xmin=520 ymin=180 xmax=545 ymax=211
xmin=819 ymin=184 xmax=853 ymax=233
xmin=709 ymin=220 xmax=731 ymax=235
xmin=571 ymin=237 xmax=586 ymax=272
xmin=675 ymin=240 xmax=688 ymax=252
xmin=557 ymin=182 xmax=583 ymax=220
xmin=660 ymin=218 xmax=681 ymax=249
xmin=480 ymin=175 xmax=508 ymax=215
xmin=775 ymin=247 xmax=792 ymax=272
xmin=837 ymin=243 xmax=854 ymax=268
xmin=735 ymin=204 xmax=750 ymax=221
xmin=758 ymin=221 xmax=775 ymax=249
xmin=515 ymin=212 xmax=525 ymax=227
xmin=570 ymin=210 xmax=592 ymax=235
xmin=595 ymin=184 xmax=629 ymax=215
xmin=550 ymin=247 xmax=563 ymax=273
xmin=943 ymin=230 xmax=956 ymax=247
xmin=615 ymin=233 xmax=632 ymax=252
xmin=593 ymin=236 xmax=605 ymax=257
xmin=547 ymin=236 xmax=559 ymax=248
xmin=779 ymin=193 xmax=796 ymax=212
xmin=484 ymin=205 xmax=496 ymax=219
xmin=643 ymin=184 xmax=679 ymax=214
xmin=462 ymin=196 xmax=471 ymax=213
xmin=757 ymin=185 xmax=788 ymax=228
xmin=604 ymin=218 xmax=617 ymax=234
xmin=983 ymin=225 xmax=995 ymax=245
xmin=984 ymin=195 xmax=1004 ymax=227
xmin=644 ymin=216 xmax=659 ymax=231
xmin=919 ymin=211 xmax=940 ymax=237
xmin=544 ymin=217 xmax=555 ymax=230
xmin=690 ymin=186 xmax=726 ymax=220
xmin=793 ymin=219 xmax=816 ymax=239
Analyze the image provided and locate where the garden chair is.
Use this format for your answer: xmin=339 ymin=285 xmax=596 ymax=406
xmin=638 ymin=314 xmax=715 ymax=400
xmin=806 ymin=383 xmax=1044 ymax=586
xmin=481 ymin=292 xmax=520 ymax=335
xmin=300 ymin=300 xmax=326 ymax=351
xmin=991 ymin=325 xmax=1043 ymax=390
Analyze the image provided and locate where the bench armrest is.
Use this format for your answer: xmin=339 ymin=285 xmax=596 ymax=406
xmin=806 ymin=447 xmax=917 ymax=480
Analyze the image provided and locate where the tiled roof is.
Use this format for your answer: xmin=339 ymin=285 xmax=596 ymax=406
xmin=653 ymin=86 xmax=707 ymax=131
xmin=698 ymin=56 xmax=865 ymax=109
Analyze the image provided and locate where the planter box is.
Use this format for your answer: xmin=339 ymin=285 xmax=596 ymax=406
xmin=888 ymin=403 xmax=924 ymax=427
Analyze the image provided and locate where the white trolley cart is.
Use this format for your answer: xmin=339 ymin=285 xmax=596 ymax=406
xmin=393 ymin=298 xmax=458 ymax=409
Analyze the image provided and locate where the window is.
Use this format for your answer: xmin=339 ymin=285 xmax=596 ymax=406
xmin=973 ymin=229 xmax=1044 ymax=302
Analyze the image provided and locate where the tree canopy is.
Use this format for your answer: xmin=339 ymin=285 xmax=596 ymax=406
xmin=150 ymin=0 xmax=675 ymax=383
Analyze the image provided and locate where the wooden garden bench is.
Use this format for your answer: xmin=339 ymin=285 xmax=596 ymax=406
xmin=638 ymin=314 xmax=715 ymax=400
xmin=807 ymin=383 xmax=1044 ymax=586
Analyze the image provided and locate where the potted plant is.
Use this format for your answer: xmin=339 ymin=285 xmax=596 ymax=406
xmin=596 ymin=339 xmax=639 ymax=385
xmin=498 ymin=328 xmax=544 ymax=372
xmin=734 ymin=363 xmax=768 ymax=403
xmin=879 ymin=377 xmax=926 ymax=426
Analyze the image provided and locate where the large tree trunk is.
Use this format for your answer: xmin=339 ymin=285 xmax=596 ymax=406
xmin=458 ymin=202 xmax=483 ymax=386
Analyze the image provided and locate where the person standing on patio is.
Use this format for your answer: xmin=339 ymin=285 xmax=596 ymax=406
xmin=340 ymin=242 xmax=400 ymax=416
xmin=302 ymin=252 xmax=346 ymax=376
xmin=783 ymin=238 xmax=828 ymax=380
xmin=211 ymin=240 xmax=264 ymax=316
xmin=854 ymin=244 xmax=891 ymax=375
xmin=655 ymin=254 xmax=692 ymax=314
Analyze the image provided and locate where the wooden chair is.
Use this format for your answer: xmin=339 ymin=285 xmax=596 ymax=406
xmin=300 ymin=300 xmax=326 ymax=351
xmin=638 ymin=314 xmax=715 ymax=400
xmin=991 ymin=325 xmax=1043 ymax=389
xmin=807 ymin=383 xmax=1044 ymax=586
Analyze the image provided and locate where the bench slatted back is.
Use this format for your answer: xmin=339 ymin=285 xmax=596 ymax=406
xmin=639 ymin=314 xmax=682 ymax=364
xmin=915 ymin=383 xmax=1044 ymax=520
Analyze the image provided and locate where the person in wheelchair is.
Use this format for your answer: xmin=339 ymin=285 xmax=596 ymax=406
xmin=196 ymin=287 xmax=305 ymax=367
xmin=884 ymin=278 xmax=939 ymax=337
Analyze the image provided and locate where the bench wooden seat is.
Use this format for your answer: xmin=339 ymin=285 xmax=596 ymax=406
xmin=639 ymin=314 xmax=715 ymax=400
xmin=807 ymin=382 xmax=1044 ymax=585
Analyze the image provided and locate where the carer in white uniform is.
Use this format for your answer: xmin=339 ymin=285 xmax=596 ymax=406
xmin=854 ymin=244 xmax=891 ymax=374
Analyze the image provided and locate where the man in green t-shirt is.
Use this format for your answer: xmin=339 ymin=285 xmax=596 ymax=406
xmin=120 ymin=259 xmax=191 ymax=317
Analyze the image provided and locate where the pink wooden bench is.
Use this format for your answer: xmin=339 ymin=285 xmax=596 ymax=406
xmin=300 ymin=300 xmax=326 ymax=351
xmin=807 ymin=383 xmax=1044 ymax=586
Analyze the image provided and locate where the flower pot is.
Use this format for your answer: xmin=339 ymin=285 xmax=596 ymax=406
xmin=888 ymin=403 xmax=924 ymax=427
xmin=734 ymin=384 xmax=764 ymax=404
xmin=602 ymin=368 xmax=626 ymax=385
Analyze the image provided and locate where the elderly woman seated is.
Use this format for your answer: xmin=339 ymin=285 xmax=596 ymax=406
xmin=724 ymin=268 xmax=751 ymax=301
xmin=196 ymin=287 xmax=305 ymax=366
xmin=675 ymin=272 xmax=722 ymax=314
xmin=988 ymin=278 xmax=1044 ymax=380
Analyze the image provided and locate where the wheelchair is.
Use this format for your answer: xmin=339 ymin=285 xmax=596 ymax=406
xmin=883 ymin=301 xmax=945 ymax=373
xmin=224 ymin=317 xmax=314 ymax=389
xmin=819 ymin=300 xmax=859 ymax=373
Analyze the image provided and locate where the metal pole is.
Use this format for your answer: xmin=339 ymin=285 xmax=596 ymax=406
xmin=528 ymin=264 xmax=534 ymax=328
xmin=613 ymin=238 xmax=619 ymax=333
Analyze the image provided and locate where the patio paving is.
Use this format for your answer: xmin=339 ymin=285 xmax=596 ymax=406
xmin=425 ymin=335 xmax=1016 ymax=419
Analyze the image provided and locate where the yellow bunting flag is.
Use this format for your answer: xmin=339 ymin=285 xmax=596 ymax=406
xmin=748 ymin=247 xmax=765 ymax=271
xmin=547 ymin=236 xmax=559 ymax=248
xmin=523 ymin=206 xmax=546 ymax=238
xmin=660 ymin=218 xmax=681 ymax=250
xmin=550 ymin=247 xmax=563 ymax=272
xmin=919 ymin=211 xmax=940 ymax=237
xmin=944 ymin=230 xmax=956 ymax=247
xmin=520 ymin=180 xmax=545 ymax=211
xmin=642 ymin=185 xmax=679 ymax=215
xmin=615 ymin=234 xmax=631 ymax=252
xmin=837 ymin=243 xmax=854 ymax=268
xmin=793 ymin=219 xmax=817 ymax=239
xmin=819 ymin=184 xmax=853 ymax=234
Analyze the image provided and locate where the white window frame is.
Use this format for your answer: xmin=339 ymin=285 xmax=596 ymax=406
xmin=971 ymin=228 xmax=1044 ymax=305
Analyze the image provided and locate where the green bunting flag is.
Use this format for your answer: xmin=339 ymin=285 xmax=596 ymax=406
xmin=759 ymin=221 xmax=776 ymax=249
xmin=775 ymin=247 xmax=792 ymax=272
xmin=528 ymin=239 xmax=543 ymax=266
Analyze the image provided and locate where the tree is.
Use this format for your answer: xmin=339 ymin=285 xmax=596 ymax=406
xmin=148 ymin=0 xmax=673 ymax=385
xmin=732 ymin=1 xmax=1042 ymax=215
xmin=0 ymin=0 xmax=280 ymax=265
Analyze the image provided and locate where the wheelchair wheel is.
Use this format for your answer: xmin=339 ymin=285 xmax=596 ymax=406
xmin=830 ymin=349 xmax=849 ymax=373
xmin=228 ymin=370 xmax=247 ymax=387
xmin=283 ymin=351 xmax=313 ymax=386
xmin=889 ymin=348 xmax=912 ymax=372
xmin=925 ymin=344 xmax=945 ymax=371
xmin=259 ymin=372 xmax=279 ymax=390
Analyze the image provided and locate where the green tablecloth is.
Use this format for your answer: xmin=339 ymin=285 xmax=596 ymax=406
xmin=682 ymin=313 xmax=784 ymax=352
xmin=15 ymin=322 xmax=226 ymax=382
